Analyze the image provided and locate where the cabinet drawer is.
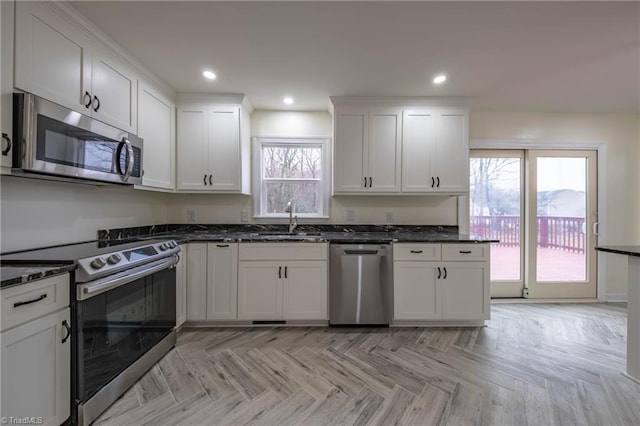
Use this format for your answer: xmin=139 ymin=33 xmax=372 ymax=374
xmin=441 ymin=244 xmax=489 ymax=261
xmin=1 ymin=274 xmax=70 ymax=332
xmin=239 ymin=243 xmax=328 ymax=261
xmin=393 ymin=244 xmax=441 ymax=261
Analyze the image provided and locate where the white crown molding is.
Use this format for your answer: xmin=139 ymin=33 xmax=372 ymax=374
xmin=330 ymin=96 xmax=472 ymax=107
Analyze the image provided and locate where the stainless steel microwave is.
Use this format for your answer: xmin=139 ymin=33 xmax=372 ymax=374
xmin=12 ymin=93 xmax=143 ymax=185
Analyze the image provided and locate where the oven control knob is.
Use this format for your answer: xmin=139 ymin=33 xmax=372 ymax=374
xmin=168 ymin=241 xmax=177 ymax=248
xmin=90 ymin=257 xmax=106 ymax=269
xmin=107 ymin=254 xmax=122 ymax=265
xmin=159 ymin=243 xmax=168 ymax=251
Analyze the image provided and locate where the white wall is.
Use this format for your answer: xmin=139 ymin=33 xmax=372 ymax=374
xmin=469 ymin=111 xmax=640 ymax=299
xmin=0 ymin=178 xmax=168 ymax=252
xmin=165 ymin=110 xmax=459 ymax=225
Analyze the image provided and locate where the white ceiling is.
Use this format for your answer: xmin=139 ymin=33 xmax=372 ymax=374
xmin=69 ymin=1 xmax=640 ymax=113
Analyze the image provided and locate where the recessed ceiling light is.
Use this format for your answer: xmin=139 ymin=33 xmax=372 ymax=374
xmin=203 ymin=70 xmax=216 ymax=80
xmin=433 ymin=74 xmax=447 ymax=84
xmin=283 ymin=97 xmax=294 ymax=105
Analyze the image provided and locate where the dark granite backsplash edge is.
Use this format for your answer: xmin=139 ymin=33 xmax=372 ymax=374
xmin=98 ymin=224 xmax=460 ymax=240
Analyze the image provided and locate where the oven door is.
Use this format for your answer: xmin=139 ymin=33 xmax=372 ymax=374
xmin=75 ymin=256 xmax=176 ymax=403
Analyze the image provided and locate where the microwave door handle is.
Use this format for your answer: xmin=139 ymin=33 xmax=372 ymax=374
xmin=115 ymin=139 xmax=126 ymax=177
xmin=123 ymin=138 xmax=134 ymax=181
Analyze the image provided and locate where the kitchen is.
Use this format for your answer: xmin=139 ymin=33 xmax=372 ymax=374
xmin=1 ymin=1 xmax=639 ymax=425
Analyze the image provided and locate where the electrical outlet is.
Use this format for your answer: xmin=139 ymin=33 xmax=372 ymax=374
xmin=346 ymin=210 xmax=355 ymax=222
xmin=240 ymin=210 xmax=249 ymax=223
xmin=385 ymin=212 xmax=393 ymax=223
xmin=186 ymin=209 xmax=196 ymax=222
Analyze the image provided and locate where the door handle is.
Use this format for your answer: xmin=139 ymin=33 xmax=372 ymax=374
xmin=13 ymin=293 xmax=47 ymax=308
xmin=459 ymin=250 xmax=472 ymax=254
xmin=431 ymin=177 xmax=435 ymax=188
xmin=436 ymin=177 xmax=440 ymax=188
xmin=209 ymin=174 xmax=213 ymax=185
xmin=410 ymin=250 xmax=423 ymax=254
xmin=279 ymin=266 xmax=282 ymax=279
xmin=1 ymin=133 xmax=11 ymax=156
xmin=216 ymin=244 xmax=229 ymax=248
xmin=83 ymin=91 xmax=92 ymax=108
xmin=204 ymin=174 xmax=207 ymax=185
xmin=284 ymin=266 xmax=288 ymax=279
xmin=437 ymin=267 xmax=441 ymax=279
xmin=369 ymin=177 xmax=372 ymax=188
xmin=364 ymin=176 xmax=367 ymax=188
xmin=443 ymin=267 xmax=447 ymax=279
xmin=61 ymin=320 xmax=71 ymax=344
xmin=593 ymin=222 xmax=600 ymax=236
xmin=92 ymin=95 xmax=101 ymax=112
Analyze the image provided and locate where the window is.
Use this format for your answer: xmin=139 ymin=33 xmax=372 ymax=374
xmin=253 ymin=137 xmax=330 ymax=218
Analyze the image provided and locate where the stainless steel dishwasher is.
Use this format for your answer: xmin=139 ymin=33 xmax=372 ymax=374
xmin=330 ymin=244 xmax=393 ymax=325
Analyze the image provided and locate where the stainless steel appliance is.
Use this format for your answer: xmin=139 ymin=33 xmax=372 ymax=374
xmin=329 ymin=244 xmax=393 ymax=325
xmin=12 ymin=92 xmax=143 ymax=185
xmin=2 ymin=239 xmax=180 ymax=426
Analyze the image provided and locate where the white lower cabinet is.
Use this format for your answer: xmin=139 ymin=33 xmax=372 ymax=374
xmin=1 ymin=275 xmax=71 ymax=425
xmin=238 ymin=243 xmax=328 ymax=321
xmin=393 ymin=243 xmax=490 ymax=322
xmin=186 ymin=243 xmax=238 ymax=321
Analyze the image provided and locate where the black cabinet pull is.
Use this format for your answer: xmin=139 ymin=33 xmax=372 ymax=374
xmin=369 ymin=177 xmax=372 ymax=188
xmin=284 ymin=266 xmax=288 ymax=279
xmin=1 ymin=133 xmax=11 ymax=156
xmin=92 ymin=95 xmax=101 ymax=112
xmin=209 ymin=174 xmax=213 ymax=185
xmin=459 ymin=250 xmax=472 ymax=254
xmin=13 ymin=293 xmax=47 ymax=308
xmin=431 ymin=177 xmax=435 ymax=188
xmin=436 ymin=177 xmax=440 ymax=188
xmin=364 ymin=176 xmax=367 ymax=188
xmin=443 ymin=267 xmax=447 ymax=279
xmin=410 ymin=250 xmax=423 ymax=254
xmin=83 ymin=91 xmax=92 ymax=108
xmin=61 ymin=320 xmax=71 ymax=344
xmin=217 ymin=244 xmax=229 ymax=248
xmin=203 ymin=174 xmax=207 ymax=185
xmin=437 ymin=267 xmax=441 ymax=279
xmin=279 ymin=266 xmax=282 ymax=279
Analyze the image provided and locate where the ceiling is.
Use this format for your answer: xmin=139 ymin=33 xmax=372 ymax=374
xmin=69 ymin=1 xmax=640 ymax=113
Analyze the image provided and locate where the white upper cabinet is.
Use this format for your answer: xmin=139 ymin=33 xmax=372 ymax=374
xmin=1 ymin=0 xmax=15 ymax=169
xmin=14 ymin=2 xmax=137 ymax=133
xmin=137 ymin=80 xmax=175 ymax=191
xmin=333 ymin=105 xmax=402 ymax=193
xmin=177 ymin=97 xmax=250 ymax=193
xmin=402 ymin=107 xmax=469 ymax=194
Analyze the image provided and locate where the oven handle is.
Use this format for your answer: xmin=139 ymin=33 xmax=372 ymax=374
xmin=77 ymin=255 xmax=178 ymax=301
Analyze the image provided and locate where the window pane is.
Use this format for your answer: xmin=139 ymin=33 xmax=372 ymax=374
xmin=470 ymin=157 xmax=522 ymax=281
xmin=263 ymin=146 xmax=322 ymax=179
xmin=536 ymin=157 xmax=586 ymax=282
xmin=264 ymin=181 xmax=320 ymax=214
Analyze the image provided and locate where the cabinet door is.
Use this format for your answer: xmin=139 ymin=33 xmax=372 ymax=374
xmin=175 ymin=245 xmax=187 ymax=328
xmin=431 ymin=109 xmax=469 ymax=193
xmin=208 ymin=106 xmax=241 ymax=191
xmin=0 ymin=308 xmax=70 ymax=425
xmin=186 ymin=243 xmax=208 ymax=321
xmin=177 ymin=106 xmax=208 ymax=190
xmin=283 ymin=261 xmax=328 ymax=320
xmin=440 ymin=263 xmax=489 ymax=320
xmin=14 ymin=1 xmax=91 ymax=114
xmin=206 ymin=243 xmax=238 ymax=320
xmin=334 ymin=107 xmax=368 ymax=193
xmin=393 ymin=262 xmax=440 ymax=320
xmin=238 ymin=262 xmax=283 ymax=320
xmin=1 ymin=0 xmax=14 ymax=169
xmin=91 ymin=52 xmax=137 ymax=133
xmin=368 ymin=108 xmax=402 ymax=192
xmin=137 ymin=80 xmax=175 ymax=190
xmin=402 ymin=109 xmax=436 ymax=192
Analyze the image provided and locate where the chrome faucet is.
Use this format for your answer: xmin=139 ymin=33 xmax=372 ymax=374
xmin=286 ymin=201 xmax=298 ymax=233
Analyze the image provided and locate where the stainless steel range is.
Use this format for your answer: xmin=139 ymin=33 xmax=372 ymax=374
xmin=2 ymin=239 xmax=181 ymax=426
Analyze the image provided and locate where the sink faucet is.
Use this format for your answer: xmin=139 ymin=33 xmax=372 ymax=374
xmin=286 ymin=201 xmax=298 ymax=233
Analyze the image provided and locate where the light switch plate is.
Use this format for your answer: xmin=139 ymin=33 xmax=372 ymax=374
xmin=187 ymin=209 xmax=196 ymax=222
xmin=385 ymin=212 xmax=393 ymax=222
xmin=241 ymin=210 xmax=249 ymax=223
xmin=346 ymin=210 xmax=355 ymax=222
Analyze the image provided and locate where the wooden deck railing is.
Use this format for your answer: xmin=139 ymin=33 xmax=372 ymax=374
xmin=470 ymin=215 xmax=586 ymax=253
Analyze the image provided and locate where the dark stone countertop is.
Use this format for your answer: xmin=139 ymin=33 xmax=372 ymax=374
xmin=595 ymin=246 xmax=640 ymax=257
xmin=99 ymin=224 xmax=498 ymax=245
xmin=1 ymin=264 xmax=76 ymax=289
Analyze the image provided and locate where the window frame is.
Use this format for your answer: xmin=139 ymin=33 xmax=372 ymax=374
xmin=252 ymin=137 xmax=331 ymax=219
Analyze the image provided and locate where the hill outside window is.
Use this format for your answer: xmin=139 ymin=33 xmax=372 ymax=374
xmin=253 ymin=137 xmax=330 ymax=218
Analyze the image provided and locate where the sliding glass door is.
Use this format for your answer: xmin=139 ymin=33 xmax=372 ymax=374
xmin=470 ymin=149 xmax=598 ymax=299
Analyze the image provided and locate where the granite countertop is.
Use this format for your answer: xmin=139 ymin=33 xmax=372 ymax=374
xmin=595 ymin=246 xmax=640 ymax=257
xmin=1 ymin=264 xmax=76 ymax=289
xmin=99 ymin=224 xmax=498 ymax=245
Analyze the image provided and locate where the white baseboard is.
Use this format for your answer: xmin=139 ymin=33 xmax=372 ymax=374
xmin=606 ymin=293 xmax=628 ymax=302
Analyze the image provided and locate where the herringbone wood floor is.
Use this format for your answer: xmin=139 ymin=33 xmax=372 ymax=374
xmin=94 ymin=303 xmax=640 ymax=425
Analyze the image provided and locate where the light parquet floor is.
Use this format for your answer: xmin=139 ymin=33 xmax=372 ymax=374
xmin=94 ymin=303 xmax=640 ymax=425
